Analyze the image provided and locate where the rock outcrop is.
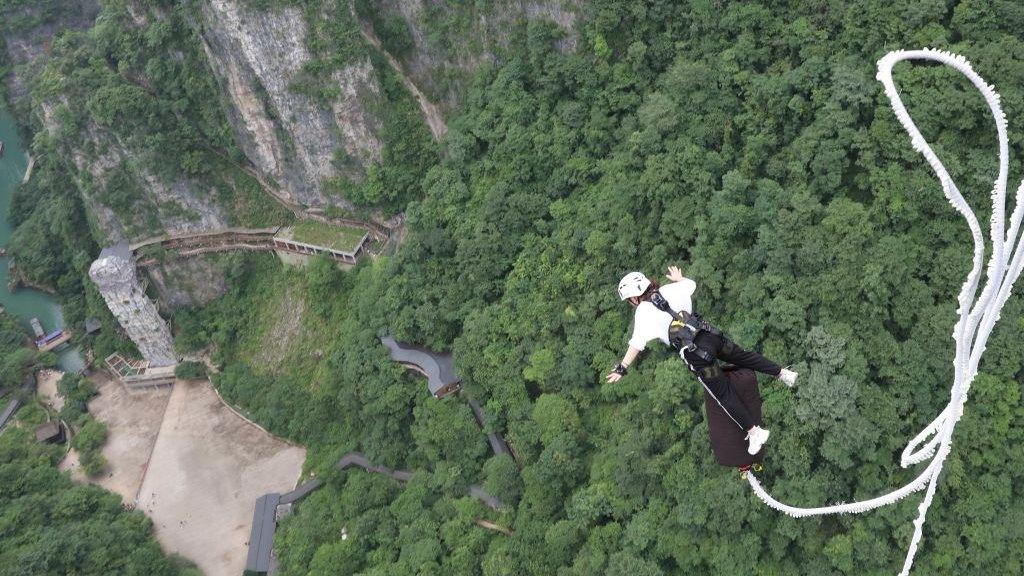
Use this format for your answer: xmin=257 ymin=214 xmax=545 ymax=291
xmin=198 ymin=0 xmax=385 ymax=209
xmin=147 ymin=257 xmax=229 ymax=310
xmin=38 ymin=102 xmax=230 ymax=245
xmin=89 ymin=243 xmax=178 ymax=367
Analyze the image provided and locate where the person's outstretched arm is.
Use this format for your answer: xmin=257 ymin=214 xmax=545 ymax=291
xmin=666 ymin=265 xmax=685 ymax=283
xmin=606 ymin=346 xmax=641 ymax=383
xmin=607 ymin=265 xmax=687 ymax=383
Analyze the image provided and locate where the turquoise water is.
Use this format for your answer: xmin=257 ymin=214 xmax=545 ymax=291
xmin=0 ymin=105 xmax=84 ymax=372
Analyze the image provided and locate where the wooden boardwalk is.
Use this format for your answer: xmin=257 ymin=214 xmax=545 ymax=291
xmin=130 ymin=222 xmax=387 ymax=268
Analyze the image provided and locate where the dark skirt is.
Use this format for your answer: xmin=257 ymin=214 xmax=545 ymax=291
xmin=704 ymin=367 xmax=765 ymax=467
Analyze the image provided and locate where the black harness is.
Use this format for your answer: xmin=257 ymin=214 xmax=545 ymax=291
xmin=650 ymin=290 xmax=720 ymax=363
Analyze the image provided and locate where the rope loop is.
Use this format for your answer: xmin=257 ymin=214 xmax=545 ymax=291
xmin=747 ymin=49 xmax=1024 ymax=576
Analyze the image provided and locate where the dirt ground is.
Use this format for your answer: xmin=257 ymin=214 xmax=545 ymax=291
xmin=136 ymin=378 xmax=305 ymax=576
xmin=35 ymin=369 xmax=65 ymax=412
xmin=59 ymin=372 xmax=172 ymax=501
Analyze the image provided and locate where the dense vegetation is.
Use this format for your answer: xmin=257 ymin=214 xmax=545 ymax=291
xmin=0 ymin=313 xmax=191 ymax=574
xmin=0 ymin=314 xmax=35 ymax=389
xmin=7 ymin=0 xmax=1024 ymax=574
xmin=183 ymin=1 xmax=1024 ymax=574
xmin=0 ymin=423 xmax=199 ymax=575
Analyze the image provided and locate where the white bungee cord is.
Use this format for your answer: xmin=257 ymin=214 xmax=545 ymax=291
xmin=745 ymin=49 xmax=1024 ymax=575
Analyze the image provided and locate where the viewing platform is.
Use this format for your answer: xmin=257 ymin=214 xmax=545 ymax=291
xmin=272 ymin=221 xmax=372 ymax=266
xmin=104 ymin=352 xmax=176 ymax=388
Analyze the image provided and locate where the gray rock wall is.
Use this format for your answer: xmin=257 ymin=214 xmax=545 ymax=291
xmin=38 ymin=101 xmax=231 ymax=246
xmin=147 ymin=257 xmax=229 ymax=310
xmin=198 ymin=0 xmax=385 ymax=209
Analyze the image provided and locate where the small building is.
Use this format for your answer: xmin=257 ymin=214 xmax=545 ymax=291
xmin=34 ymin=421 xmax=65 ymax=444
xmin=84 ymin=317 xmax=102 ymax=335
xmin=272 ymin=222 xmax=372 ymax=267
xmin=245 ymin=493 xmax=280 ymax=576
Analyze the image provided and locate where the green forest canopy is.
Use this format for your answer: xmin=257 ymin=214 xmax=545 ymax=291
xmin=187 ymin=2 xmax=1024 ymax=575
xmin=7 ymin=0 xmax=1024 ymax=575
xmin=0 ymin=313 xmax=192 ymax=574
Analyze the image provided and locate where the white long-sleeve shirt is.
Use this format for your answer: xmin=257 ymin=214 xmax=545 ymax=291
xmin=628 ymin=278 xmax=697 ymax=351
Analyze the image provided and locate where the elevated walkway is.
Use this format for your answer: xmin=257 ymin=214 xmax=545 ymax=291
xmin=379 ymin=336 xmax=461 ymax=398
xmin=245 ymin=451 xmax=504 ymax=574
xmin=130 ymin=224 xmax=381 ymax=268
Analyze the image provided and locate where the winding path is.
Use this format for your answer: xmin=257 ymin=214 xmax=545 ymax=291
xmin=246 ymin=451 xmax=506 ymax=574
xmin=245 ymin=337 xmax=516 ymax=574
xmin=0 ymin=373 xmax=35 ymax=433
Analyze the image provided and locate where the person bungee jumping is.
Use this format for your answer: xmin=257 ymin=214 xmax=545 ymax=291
xmin=606 ymin=266 xmax=798 ymax=455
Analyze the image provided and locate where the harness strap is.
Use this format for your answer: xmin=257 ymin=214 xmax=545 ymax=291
xmin=700 ymin=364 xmax=722 ymax=379
xmin=653 ymin=290 xmax=721 ymax=353
xmin=721 ymin=338 xmax=736 ymax=355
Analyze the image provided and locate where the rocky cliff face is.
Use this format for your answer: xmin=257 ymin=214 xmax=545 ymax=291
xmin=148 ymin=257 xmax=229 ymax=310
xmin=198 ymin=0 xmax=385 ymax=209
xmin=38 ymin=101 xmax=231 ymax=245
xmin=370 ymin=0 xmax=581 ymax=108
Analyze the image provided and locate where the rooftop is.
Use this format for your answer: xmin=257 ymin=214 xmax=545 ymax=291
xmin=35 ymin=421 xmax=63 ymax=443
xmin=276 ymin=221 xmax=367 ymax=254
xmin=245 ymin=493 xmax=280 ymax=574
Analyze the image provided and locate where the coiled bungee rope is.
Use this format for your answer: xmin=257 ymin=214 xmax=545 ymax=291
xmin=746 ymin=49 xmax=1024 ymax=576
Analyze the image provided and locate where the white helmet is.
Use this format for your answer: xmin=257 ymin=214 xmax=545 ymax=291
xmin=617 ymin=272 xmax=651 ymax=300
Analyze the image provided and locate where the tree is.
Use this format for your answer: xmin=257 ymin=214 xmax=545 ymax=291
xmin=174 ymin=361 xmax=207 ymax=380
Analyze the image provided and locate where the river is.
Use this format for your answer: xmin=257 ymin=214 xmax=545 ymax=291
xmin=0 ymin=104 xmax=84 ymax=372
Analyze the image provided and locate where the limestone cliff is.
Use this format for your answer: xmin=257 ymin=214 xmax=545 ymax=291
xmin=148 ymin=257 xmax=230 ymax=310
xmin=38 ymin=101 xmax=231 ymax=245
xmin=361 ymin=0 xmax=581 ymax=109
xmin=198 ymin=0 xmax=385 ymax=209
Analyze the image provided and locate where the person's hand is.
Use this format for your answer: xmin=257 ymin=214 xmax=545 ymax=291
xmin=606 ymin=371 xmax=623 ymax=383
xmin=666 ymin=265 xmax=684 ymax=282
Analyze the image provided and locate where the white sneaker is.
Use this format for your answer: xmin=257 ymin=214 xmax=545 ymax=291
xmin=747 ymin=426 xmax=770 ymax=455
xmin=778 ymin=367 xmax=798 ymax=387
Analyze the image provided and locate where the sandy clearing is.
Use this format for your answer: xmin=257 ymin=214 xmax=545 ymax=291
xmin=137 ymin=378 xmax=305 ymax=576
xmin=60 ymin=373 xmax=172 ymax=501
xmin=35 ymin=368 xmax=65 ymax=412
